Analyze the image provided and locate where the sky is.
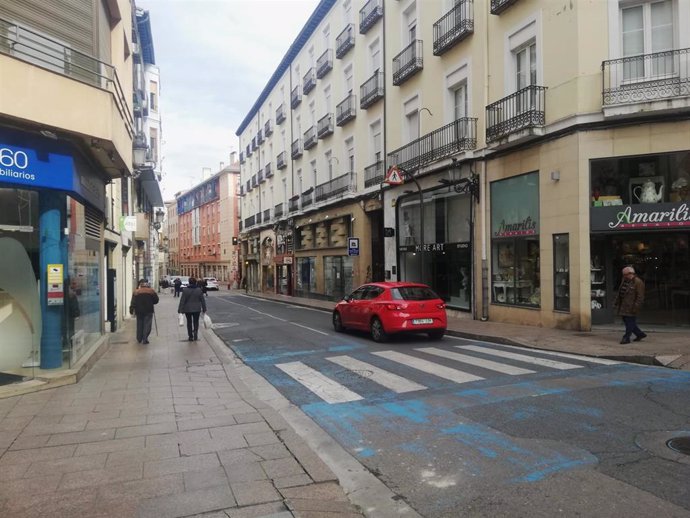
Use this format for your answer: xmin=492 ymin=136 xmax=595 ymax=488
xmin=138 ymin=0 xmax=321 ymax=200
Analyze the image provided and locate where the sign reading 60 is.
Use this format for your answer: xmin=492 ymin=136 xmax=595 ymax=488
xmin=0 ymin=148 xmax=29 ymax=169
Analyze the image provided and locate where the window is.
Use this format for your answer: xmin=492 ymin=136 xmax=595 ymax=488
xmin=370 ymin=39 xmax=381 ymax=73
xmin=324 ymin=85 xmax=332 ymax=111
xmin=311 ymin=160 xmax=317 ymax=188
xmin=149 ymin=80 xmax=158 ymax=111
xmin=453 ymin=83 xmax=468 ymax=120
xmin=371 ymin=120 xmax=382 ymax=162
xmin=553 ymin=234 xmax=570 ymax=312
xmin=345 ymin=137 xmax=355 ymax=172
xmin=621 ymin=0 xmax=674 ymax=80
xmin=515 ymin=42 xmax=537 ymax=90
xmin=344 ymin=64 xmax=354 ymax=93
xmin=343 ymin=0 xmax=353 ymax=24
xmin=325 ymin=150 xmax=333 ymax=180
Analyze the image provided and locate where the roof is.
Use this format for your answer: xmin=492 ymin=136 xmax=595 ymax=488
xmin=136 ymin=10 xmax=156 ymax=65
xmin=235 ymin=0 xmax=336 ymax=136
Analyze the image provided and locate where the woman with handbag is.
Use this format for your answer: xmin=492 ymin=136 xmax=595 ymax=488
xmin=177 ymin=277 xmax=207 ymax=341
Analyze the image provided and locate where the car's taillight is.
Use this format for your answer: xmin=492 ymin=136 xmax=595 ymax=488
xmin=437 ymin=303 xmax=446 ymax=309
xmin=386 ymin=303 xmax=404 ymax=311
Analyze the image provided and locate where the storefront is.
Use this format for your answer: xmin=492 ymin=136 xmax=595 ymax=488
xmin=590 ymin=150 xmax=690 ymax=327
xmin=0 ymin=128 xmax=107 ymax=382
xmin=397 ymin=186 xmax=473 ymax=311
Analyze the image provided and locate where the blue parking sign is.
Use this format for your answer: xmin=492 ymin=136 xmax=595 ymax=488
xmin=348 ymin=237 xmax=359 ymax=256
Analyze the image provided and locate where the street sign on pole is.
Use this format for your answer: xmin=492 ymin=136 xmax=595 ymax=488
xmin=347 ymin=237 xmax=360 ymax=256
xmin=385 ymin=166 xmax=404 ymax=185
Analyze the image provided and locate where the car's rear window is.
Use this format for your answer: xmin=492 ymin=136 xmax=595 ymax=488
xmin=391 ymin=286 xmax=439 ymax=301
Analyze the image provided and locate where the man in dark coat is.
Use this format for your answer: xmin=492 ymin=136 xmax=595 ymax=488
xmin=130 ymin=279 xmax=159 ymax=344
xmin=173 ymin=278 xmax=182 ymax=297
xmin=178 ymin=277 xmax=206 ymax=341
xmin=613 ymin=266 xmax=646 ymax=344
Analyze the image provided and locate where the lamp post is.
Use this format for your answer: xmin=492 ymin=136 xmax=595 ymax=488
xmin=415 ymin=107 xmax=432 ymax=283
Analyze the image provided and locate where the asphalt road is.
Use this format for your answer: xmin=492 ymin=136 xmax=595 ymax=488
xmin=206 ymin=293 xmax=690 ymax=518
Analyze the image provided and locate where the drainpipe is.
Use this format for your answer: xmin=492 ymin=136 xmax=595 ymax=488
xmin=481 ymin=0 xmax=490 ymax=321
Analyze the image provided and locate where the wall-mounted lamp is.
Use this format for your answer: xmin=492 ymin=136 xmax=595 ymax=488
xmin=550 ymin=170 xmax=560 ymax=182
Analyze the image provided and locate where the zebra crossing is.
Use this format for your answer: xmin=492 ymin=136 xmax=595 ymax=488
xmin=274 ymin=343 xmax=620 ymax=405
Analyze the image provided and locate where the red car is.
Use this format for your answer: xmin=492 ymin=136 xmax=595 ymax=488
xmin=332 ymin=282 xmax=447 ymax=342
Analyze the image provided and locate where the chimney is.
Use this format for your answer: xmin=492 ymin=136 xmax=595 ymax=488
xmin=202 ymin=167 xmax=211 ymax=180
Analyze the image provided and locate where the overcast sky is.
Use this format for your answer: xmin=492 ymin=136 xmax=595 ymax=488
xmin=138 ymin=0 xmax=320 ymax=200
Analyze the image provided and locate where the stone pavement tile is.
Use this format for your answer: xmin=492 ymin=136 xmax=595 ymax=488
xmin=0 ymin=415 xmax=32 ymax=431
xmin=279 ymin=482 xmax=351 ymax=502
xmin=217 ymin=448 xmax=262 ymax=467
xmin=0 ymin=484 xmax=99 ymax=516
xmin=0 ymin=430 xmax=19 ymax=449
xmin=60 ymin=409 xmax=121 ymax=423
xmin=273 ymin=474 xmax=313 ymax=489
xmin=74 ymin=435 xmax=144 ymax=456
xmin=26 ymin=415 xmax=63 ymax=426
xmin=57 ymin=459 xmax=143 ymax=490
xmin=177 ymin=414 xmax=238 ymax=432
xmin=233 ymin=412 xmax=263 ymax=424
xmin=7 ymin=403 xmax=48 ymax=417
xmin=94 ymin=399 xmax=149 ymax=412
xmin=22 ymin=420 xmax=88 ymax=436
xmin=143 ymin=452 xmax=220 ymax=478
xmin=0 ymin=444 xmax=76 ymax=465
xmin=223 ymin=461 xmax=268 ymax=483
xmin=261 ymin=458 xmax=306 ymax=479
xmin=278 ymin=431 xmax=336 ymax=484
xmin=230 ymin=480 xmax=282 ymax=507
xmin=225 ymin=501 xmax=291 ymax=518
xmin=114 ymin=421 xmax=177 ymax=439
xmin=24 ymin=452 xmax=107 ymax=477
xmin=174 ymin=397 xmax=201 ymax=406
xmin=250 ymin=443 xmax=292 ymax=461
xmin=0 ymin=473 xmax=62 ymax=500
xmin=179 ymin=430 xmax=247 ymax=456
xmin=146 ymin=412 xmax=176 ymax=424
xmin=285 ymin=498 xmax=361 ymax=515
xmin=37 ymin=402 xmax=97 ymax=416
xmin=213 ymin=421 xmax=273 ymax=438
xmin=0 ymin=461 xmax=30 ymax=481
xmin=97 ymin=473 xmax=184 ymax=502
xmin=85 ymin=414 xmax=148 ymax=430
xmin=246 ymin=431 xmax=281 ymax=447
xmin=183 ymin=465 xmax=231 ymax=491
xmin=259 ymin=408 xmax=291 ymax=432
xmin=106 ymin=443 xmax=180 ymax=466
xmin=9 ymin=434 xmax=51 ymax=450
xmin=137 ymin=485 xmax=237 ymax=518
xmin=45 ymin=427 xmax=116 ymax=446
xmin=295 ymin=511 xmax=363 ymax=518
xmin=120 ymin=404 xmax=175 ymax=417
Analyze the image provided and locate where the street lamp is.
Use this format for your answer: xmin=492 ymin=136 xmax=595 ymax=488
xmin=133 ymin=133 xmax=148 ymax=168
xmin=415 ymin=107 xmax=432 ymax=283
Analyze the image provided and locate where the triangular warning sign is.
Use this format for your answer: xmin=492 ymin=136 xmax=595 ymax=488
xmin=385 ymin=166 xmax=404 ymax=185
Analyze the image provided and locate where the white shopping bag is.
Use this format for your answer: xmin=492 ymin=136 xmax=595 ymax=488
xmin=203 ymin=313 xmax=212 ymax=329
xmin=178 ymin=313 xmax=184 ymax=327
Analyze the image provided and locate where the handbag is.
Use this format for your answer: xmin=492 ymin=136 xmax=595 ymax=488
xmin=178 ymin=313 xmax=185 ymax=327
xmin=203 ymin=313 xmax=211 ymax=329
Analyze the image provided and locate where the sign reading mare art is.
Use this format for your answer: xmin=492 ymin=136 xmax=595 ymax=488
xmin=591 ymin=202 xmax=690 ymax=231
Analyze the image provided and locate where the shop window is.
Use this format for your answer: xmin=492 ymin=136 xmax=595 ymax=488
xmin=325 ymin=256 xmax=353 ymax=300
xmin=296 ymin=256 xmax=317 ymax=295
xmin=553 ymin=234 xmax=570 ymax=312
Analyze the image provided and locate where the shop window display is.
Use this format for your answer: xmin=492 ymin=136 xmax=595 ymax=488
xmin=296 ymin=256 xmax=317 ymax=296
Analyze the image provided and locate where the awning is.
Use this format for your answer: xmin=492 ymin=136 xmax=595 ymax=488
xmin=138 ymin=169 xmax=164 ymax=207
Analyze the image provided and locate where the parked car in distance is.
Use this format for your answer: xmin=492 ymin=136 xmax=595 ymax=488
xmin=176 ymin=276 xmax=190 ymax=288
xmin=333 ymin=282 xmax=447 ymax=342
xmin=203 ymin=277 xmax=219 ymax=291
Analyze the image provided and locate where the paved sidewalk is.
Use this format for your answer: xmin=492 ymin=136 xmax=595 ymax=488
xmin=242 ymin=289 xmax=690 ymax=371
xmin=0 ymin=292 xmax=366 ymax=518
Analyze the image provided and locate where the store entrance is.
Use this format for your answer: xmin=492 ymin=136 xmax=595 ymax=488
xmin=591 ymin=233 xmax=690 ymax=327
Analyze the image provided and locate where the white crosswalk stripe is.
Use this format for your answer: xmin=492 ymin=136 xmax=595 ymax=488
xmin=276 ymin=361 xmax=363 ymax=403
xmin=417 ymin=347 xmax=536 ymax=375
xmin=327 ymin=355 xmax=427 ymax=393
xmin=372 ymin=350 xmax=484 ymax=384
xmin=456 ymin=345 xmax=583 ymax=370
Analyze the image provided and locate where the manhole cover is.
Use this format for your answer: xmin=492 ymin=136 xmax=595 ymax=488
xmin=666 ymin=436 xmax=690 ymax=455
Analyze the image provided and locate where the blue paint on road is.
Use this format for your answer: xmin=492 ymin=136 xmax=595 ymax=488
xmin=380 ymin=400 xmax=432 ymax=424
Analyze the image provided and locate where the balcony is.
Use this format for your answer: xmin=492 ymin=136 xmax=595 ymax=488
xmin=263 ymin=208 xmax=271 ymax=222
xmin=393 ymin=40 xmax=423 ymax=86
xmin=244 ymin=215 xmax=255 ymax=228
xmin=360 ymin=71 xmax=384 ymax=109
xmin=359 ymin=0 xmax=383 ymax=34
xmin=303 ymin=68 xmax=316 ymax=95
xmin=246 ymin=144 xmax=252 ymax=157
xmin=289 ymin=196 xmax=300 ymax=213
xmin=251 ymin=137 xmax=257 ymax=151
xmin=274 ymin=202 xmax=284 ymax=219
xmin=265 ymin=162 xmax=273 ymax=178
xmin=239 ymin=185 xmax=245 ymax=197
xmin=256 ymin=212 xmax=262 ymax=224
xmin=301 ymin=188 xmax=314 ymax=208
xmin=291 ymin=138 xmax=303 ymax=159
xmin=387 ymin=117 xmax=478 ymax=172
xmin=265 ymin=119 xmax=273 ymax=136
xmin=304 ymin=126 xmax=317 ymax=150
xmin=291 ymin=86 xmax=302 ymax=108
xmin=257 ymin=129 xmax=264 ymax=145
xmin=316 ymin=49 xmax=333 ymax=79
xmin=239 ymin=151 xmax=245 ymax=164
xmin=336 ymin=94 xmax=357 ymax=126
xmin=258 ymin=169 xmax=265 ymax=183
xmin=491 ymin=0 xmax=520 ymax=15
xmin=315 ymin=172 xmax=356 ymax=203
xmin=317 ymin=113 xmax=334 ymax=138
xmin=602 ymin=48 xmax=690 ymax=117
xmin=433 ymin=0 xmax=474 ymax=56
xmin=364 ymin=161 xmax=384 ymax=188
xmin=276 ymin=104 xmax=286 ymax=124
xmin=277 ymin=151 xmax=287 ymax=169
xmin=239 ymin=221 xmax=243 ymax=231
xmin=485 ymin=86 xmax=546 ymax=143
xmin=336 ymin=24 xmax=355 ymax=59
xmin=251 ymin=174 xmax=258 ymax=188
xmin=246 ymin=179 xmax=252 ymax=193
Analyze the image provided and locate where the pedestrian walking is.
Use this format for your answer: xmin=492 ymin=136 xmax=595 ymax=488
xmin=200 ymin=278 xmax=208 ymax=297
xmin=178 ymin=277 xmax=206 ymax=341
xmin=129 ymin=279 xmax=159 ymax=344
xmin=614 ymin=266 xmax=647 ymax=344
xmin=173 ymin=277 xmax=182 ymax=297
xmin=242 ymin=276 xmax=248 ymax=294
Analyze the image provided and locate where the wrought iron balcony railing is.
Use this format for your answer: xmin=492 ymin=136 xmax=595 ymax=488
xmin=336 ymin=94 xmax=357 ymax=126
xmin=301 ymin=188 xmax=314 ymax=208
xmin=276 ymin=104 xmax=286 ymax=124
xmin=264 ymin=119 xmax=273 ymax=136
xmin=359 ymin=0 xmax=383 ymax=34
xmin=433 ymin=0 xmax=474 ymax=56
xmin=336 ymin=24 xmax=355 ymax=59
xmin=602 ymin=48 xmax=690 ymax=107
xmin=304 ymin=126 xmax=317 ymax=149
xmin=316 ymin=49 xmax=333 ymax=79
xmin=239 ymin=151 xmax=245 ymax=164
xmin=387 ymin=117 xmax=478 ymax=172
xmin=291 ymin=138 xmax=303 ymax=159
xmin=315 ymin=172 xmax=357 ymax=203
xmin=239 ymin=185 xmax=245 ymax=197
xmin=291 ymin=86 xmax=302 ymax=108
xmin=317 ymin=113 xmax=334 ymax=138
xmin=265 ymin=162 xmax=273 ymax=178
xmin=256 ymin=212 xmax=262 ymax=224
xmin=485 ymin=85 xmax=546 ymax=143
xmin=258 ymin=170 xmax=265 ymax=183
xmin=244 ymin=215 xmax=255 ymax=228
xmin=251 ymin=137 xmax=257 ymax=150
xmin=490 ymin=0 xmax=519 ymax=15
xmin=246 ymin=144 xmax=252 ymax=157
xmin=257 ymin=129 xmax=264 ymax=145
xmin=251 ymin=174 xmax=258 ymax=188
xmin=246 ymin=179 xmax=252 ymax=192
xmin=289 ymin=196 xmax=300 ymax=212
xmin=360 ymin=71 xmax=384 ymax=109
xmin=393 ymin=40 xmax=423 ymax=86
xmin=364 ymin=161 xmax=384 ymax=188
xmin=263 ymin=208 xmax=271 ymax=222
xmin=274 ymin=202 xmax=284 ymax=219
xmin=277 ymin=151 xmax=288 ymax=169
xmin=303 ymin=68 xmax=316 ymax=95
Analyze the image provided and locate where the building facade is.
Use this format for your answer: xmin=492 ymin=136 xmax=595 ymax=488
xmin=240 ymin=0 xmax=690 ymax=331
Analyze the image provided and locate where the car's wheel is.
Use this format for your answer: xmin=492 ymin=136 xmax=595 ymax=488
xmin=333 ymin=311 xmax=344 ymax=332
xmin=370 ymin=317 xmax=388 ymax=343
xmin=428 ymin=330 xmax=445 ymax=340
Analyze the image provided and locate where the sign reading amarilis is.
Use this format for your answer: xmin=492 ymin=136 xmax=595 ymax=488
xmin=592 ymin=203 xmax=690 ymax=231
xmin=494 ymin=217 xmax=538 ymax=237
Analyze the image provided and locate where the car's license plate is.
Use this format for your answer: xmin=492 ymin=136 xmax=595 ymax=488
xmin=412 ymin=318 xmax=433 ymax=325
